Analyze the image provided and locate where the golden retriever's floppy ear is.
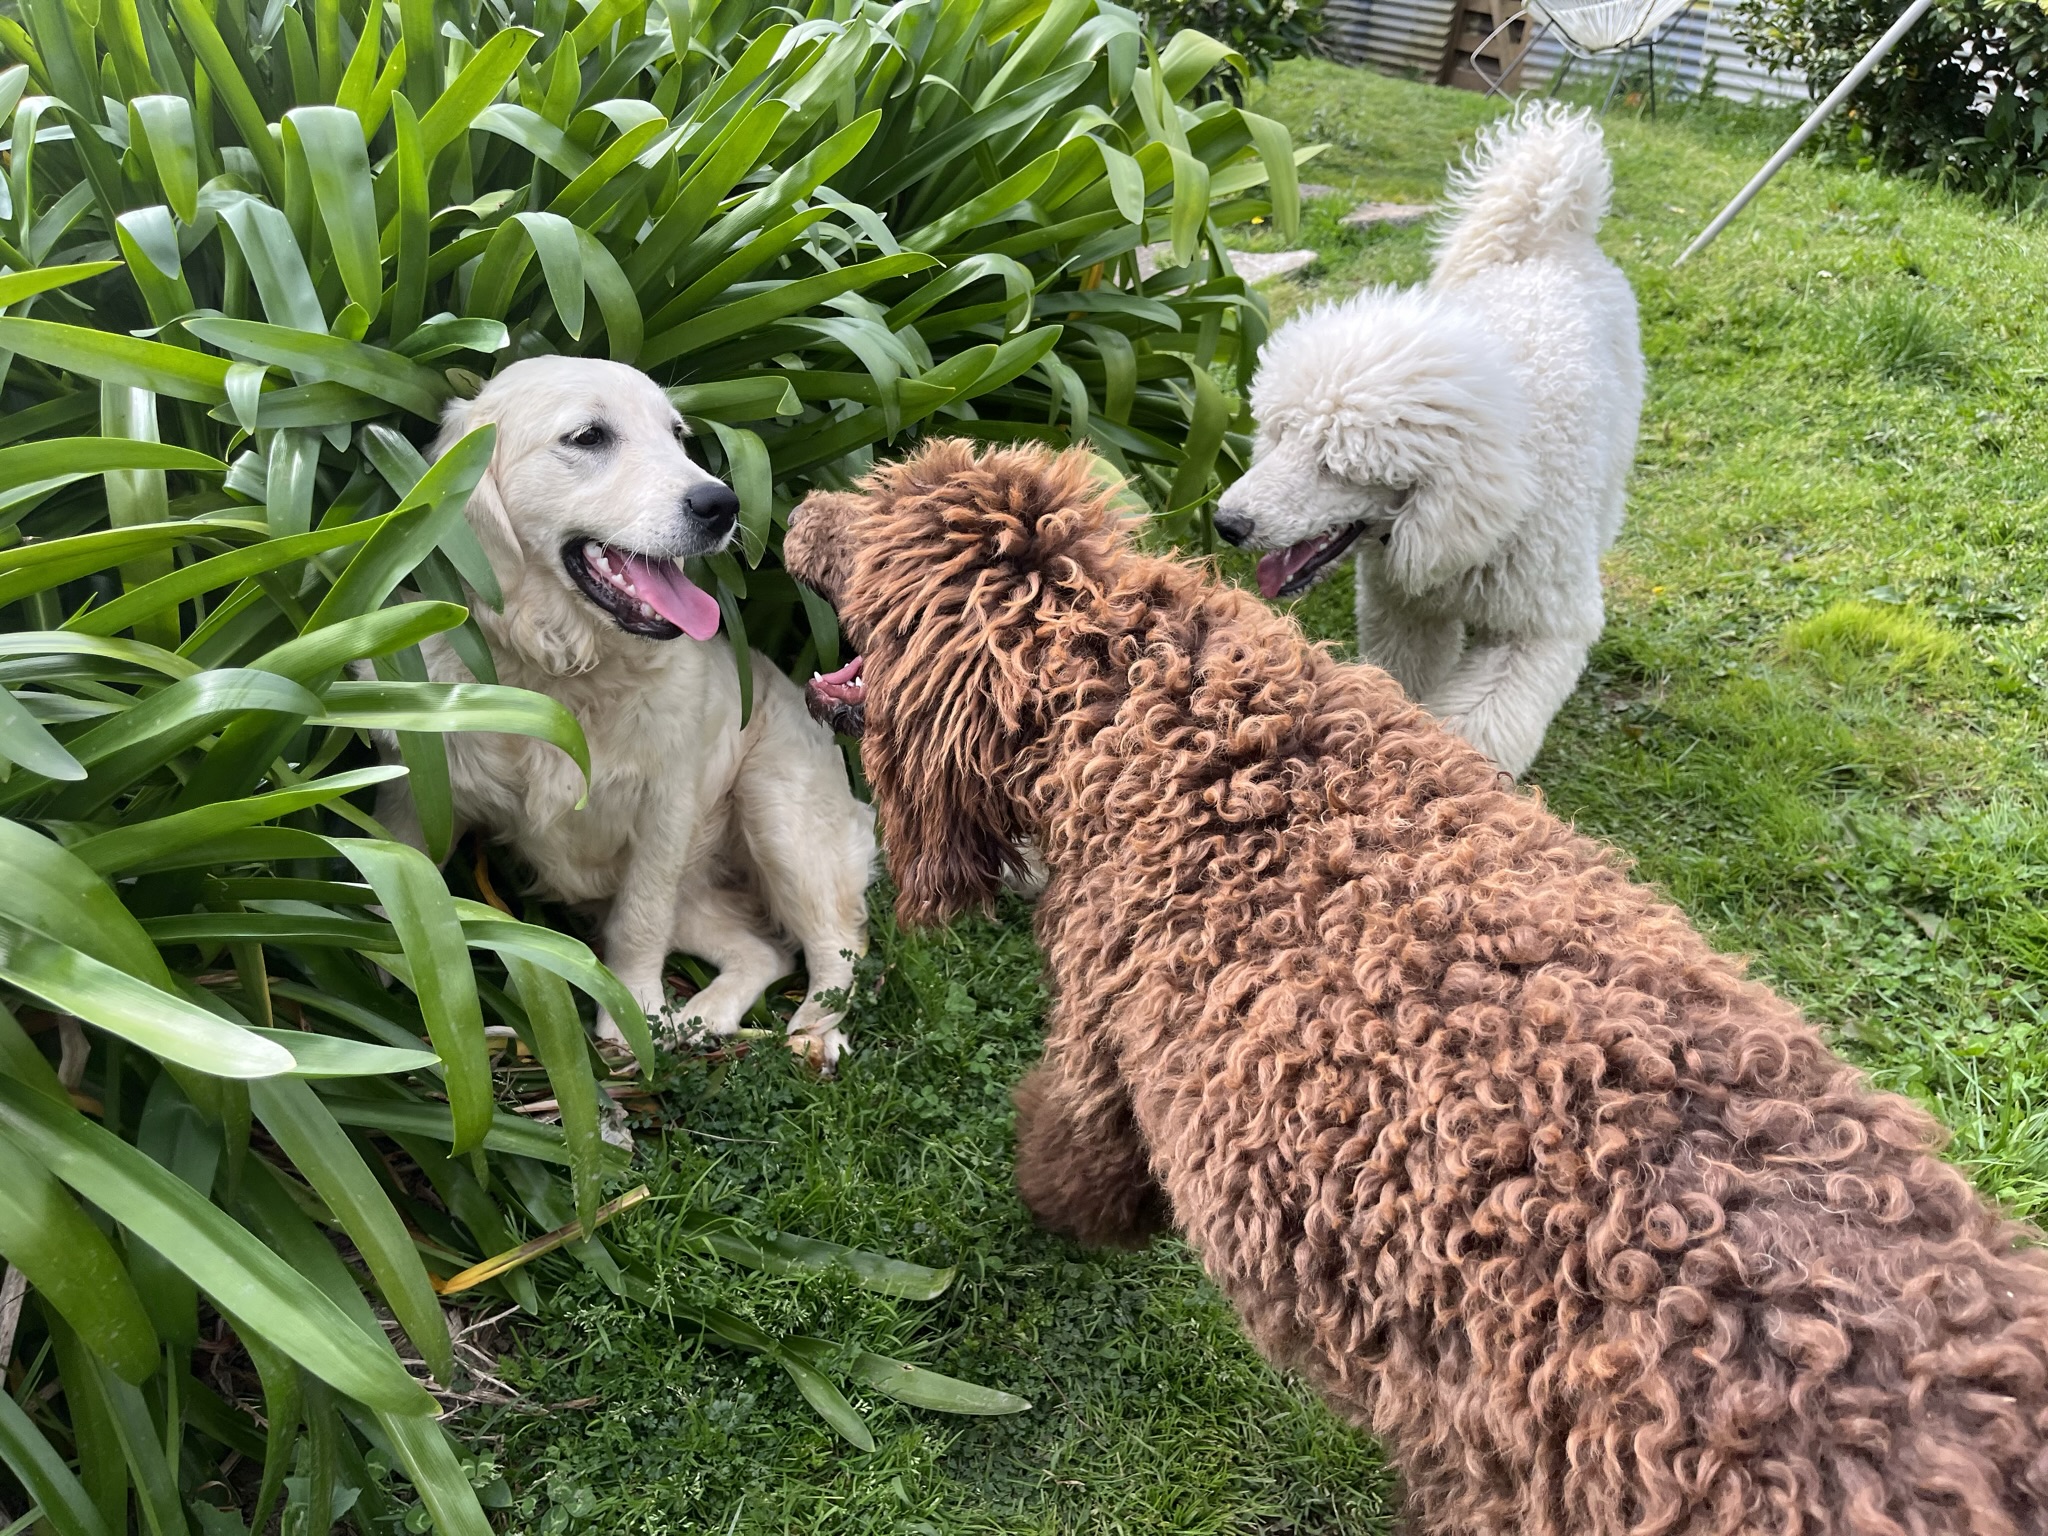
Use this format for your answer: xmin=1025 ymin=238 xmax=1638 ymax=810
xmin=847 ymin=440 xmax=1130 ymax=927
xmin=435 ymin=392 xmax=519 ymax=566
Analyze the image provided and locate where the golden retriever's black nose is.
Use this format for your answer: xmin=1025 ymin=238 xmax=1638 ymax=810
xmin=683 ymin=482 xmax=739 ymax=534
xmin=1213 ymin=509 xmax=1253 ymax=546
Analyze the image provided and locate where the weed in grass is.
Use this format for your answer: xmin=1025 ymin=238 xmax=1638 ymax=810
xmin=1832 ymin=285 xmax=1971 ymax=380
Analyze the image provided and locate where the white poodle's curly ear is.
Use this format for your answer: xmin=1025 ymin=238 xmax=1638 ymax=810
xmin=1383 ymin=439 xmax=1533 ymax=594
xmin=435 ymin=392 xmax=519 ymax=568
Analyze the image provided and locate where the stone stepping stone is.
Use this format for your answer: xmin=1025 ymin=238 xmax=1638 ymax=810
xmin=1233 ymin=249 xmax=1320 ymax=282
xmin=1343 ymin=201 xmax=1432 ymax=229
xmin=1134 ymin=244 xmax=1318 ymax=282
xmin=1297 ymin=182 xmax=1340 ymax=200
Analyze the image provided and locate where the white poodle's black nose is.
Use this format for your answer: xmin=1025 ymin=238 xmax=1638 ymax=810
xmin=683 ymin=482 xmax=739 ymax=535
xmin=1214 ymin=509 xmax=1254 ymax=546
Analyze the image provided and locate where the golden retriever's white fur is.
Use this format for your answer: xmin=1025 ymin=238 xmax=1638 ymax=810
xmin=375 ymin=357 xmax=875 ymax=1068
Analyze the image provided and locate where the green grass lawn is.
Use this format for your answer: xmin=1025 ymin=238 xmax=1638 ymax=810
xmin=479 ymin=62 xmax=2048 ymax=1534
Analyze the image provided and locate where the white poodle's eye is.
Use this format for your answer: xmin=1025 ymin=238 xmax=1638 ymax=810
xmin=566 ymin=423 xmax=610 ymax=449
xmin=670 ymin=419 xmax=686 ymax=441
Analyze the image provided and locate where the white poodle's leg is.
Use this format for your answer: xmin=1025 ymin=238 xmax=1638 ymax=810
xmin=1422 ymin=635 xmax=1590 ymax=779
xmin=729 ymin=675 xmax=877 ymax=1073
xmin=1356 ymin=563 xmax=1465 ymax=701
xmin=664 ymin=877 xmax=796 ymax=1044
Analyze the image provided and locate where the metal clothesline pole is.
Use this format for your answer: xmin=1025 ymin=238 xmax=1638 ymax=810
xmin=1672 ymin=0 xmax=1937 ymax=266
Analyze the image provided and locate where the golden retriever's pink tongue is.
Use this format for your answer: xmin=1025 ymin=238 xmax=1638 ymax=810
xmin=1257 ymin=543 xmax=1318 ymax=600
xmin=619 ymin=553 xmax=720 ymax=640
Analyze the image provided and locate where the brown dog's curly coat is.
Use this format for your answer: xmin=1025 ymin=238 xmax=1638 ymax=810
xmin=785 ymin=440 xmax=2048 ymax=1536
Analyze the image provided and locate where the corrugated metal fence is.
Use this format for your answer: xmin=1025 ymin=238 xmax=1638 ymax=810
xmin=1323 ymin=0 xmax=1807 ymax=105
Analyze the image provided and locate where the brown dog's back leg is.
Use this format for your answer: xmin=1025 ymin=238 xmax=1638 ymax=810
xmin=1012 ymin=1029 xmax=1168 ymax=1249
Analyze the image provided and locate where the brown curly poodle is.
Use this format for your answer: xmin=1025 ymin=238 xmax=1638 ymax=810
xmin=784 ymin=439 xmax=2048 ymax=1536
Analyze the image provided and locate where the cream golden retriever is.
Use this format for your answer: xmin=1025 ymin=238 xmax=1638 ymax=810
xmin=375 ymin=357 xmax=875 ymax=1069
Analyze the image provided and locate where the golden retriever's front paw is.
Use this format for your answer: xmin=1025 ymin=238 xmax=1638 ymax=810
xmin=593 ymin=1010 xmax=638 ymax=1056
xmin=787 ymin=1022 xmax=849 ymax=1076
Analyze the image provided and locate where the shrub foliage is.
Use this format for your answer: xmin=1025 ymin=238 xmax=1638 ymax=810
xmin=0 ymin=0 xmax=1299 ymax=1525
xmin=1735 ymin=0 xmax=2048 ymax=200
xmin=1134 ymin=0 xmax=1323 ymax=101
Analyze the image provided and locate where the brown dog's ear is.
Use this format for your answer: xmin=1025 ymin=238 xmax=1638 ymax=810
xmin=845 ymin=440 xmax=1138 ymax=927
xmin=862 ymin=635 xmax=1032 ymax=928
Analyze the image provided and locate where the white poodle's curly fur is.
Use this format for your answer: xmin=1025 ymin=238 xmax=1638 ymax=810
xmin=1217 ymin=103 xmax=1644 ymax=778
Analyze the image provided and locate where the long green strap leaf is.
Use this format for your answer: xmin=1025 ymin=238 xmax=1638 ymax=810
xmin=0 ymin=1382 xmax=117 ymax=1536
xmin=0 ymin=684 xmax=85 ymax=779
xmin=0 ymin=1076 xmax=436 ymax=1414
xmin=183 ymin=317 xmax=449 ymax=420
xmin=0 ymin=259 xmax=121 ymax=309
xmin=374 ymin=1408 xmax=494 ymax=1536
xmin=305 ymin=429 xmax=495 ymax=628
xmin=31 ymin=668 xmax=323 ymax=818
xmin=251 ymin=1028 xmax=442 ymax=1077
xmin=780 ymin=1336 xmax=1031 ymax=1415
xmin=456 ymin=901 xmax=653 ymax=1071
xmin=0 ymin=918 xmax=296 ymax=1078
xmin=504 ymin=955 xmax=604 ymax=1232
xmin=0 ymin=437 xmax=226 ymax=494
xmin=316 ymin=1089 xmax=606 ymax=1166
xmin=64 ymin=518 xmax=384 ymax=639
xmin=640 ymin=253 xmax=938 ymax=369
xmin=161 ymin=0 xmax=288 ymax=190
xmin=333 ymin=839 xmax=494 ymax=1154
xmin=0 ymin=318 xmax=232 ymax=403
xmin=68 ymin=766 xmax=402 ymax=875
xmin=250 ymin=1075 xmax=455 ymax=1383
xmin=0 ymin=817 xmax=179 ymax=985
xmin=416 ymin=27 xmax=540 ymax=164
xmin=388 ymin=93 xmax=430 ymax=345
xmin=317 ymin=680 xmax=591 ymax=783
xmin=0 ymin=1154 xmax=161 ymax=1385
xmin=283 ymin=106 xmax=382 ymax=321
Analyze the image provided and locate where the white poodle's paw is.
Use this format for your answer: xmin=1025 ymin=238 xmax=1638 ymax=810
xmin=1434 ymin=712 xmax=1528 ymax=781
xmin=594 ymin=977 xmax=671 ymax=1056
xmin=1003 ymin=841 xmax=1050 ymax=900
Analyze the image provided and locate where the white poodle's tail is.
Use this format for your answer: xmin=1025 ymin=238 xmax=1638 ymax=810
xmin=1431 ymin=103 xmax=1612 ymax=286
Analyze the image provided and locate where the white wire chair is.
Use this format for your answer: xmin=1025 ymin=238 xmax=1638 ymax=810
xmin=1469 ymin=0 xmax=1699 ymax=111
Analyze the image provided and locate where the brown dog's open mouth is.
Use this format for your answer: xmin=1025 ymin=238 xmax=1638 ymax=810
xmin=806 ymin=654 xmax=866 ymax=735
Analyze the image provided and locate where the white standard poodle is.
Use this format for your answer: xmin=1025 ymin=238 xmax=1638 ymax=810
xmin=1215 ymin=103 xmax=1644 ymax=778
xmin=374 ymin=357 xmax=876 ymax=1070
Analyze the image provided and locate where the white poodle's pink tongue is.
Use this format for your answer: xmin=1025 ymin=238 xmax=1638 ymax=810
xmin=618 ymin=553 xmax=720 ymax=640
xmin=1257 ymin=541 xmax=1321 ymax=600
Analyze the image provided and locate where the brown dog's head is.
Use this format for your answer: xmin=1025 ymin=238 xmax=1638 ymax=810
xmin=784 ymin=439 xmax=1131 ymax=925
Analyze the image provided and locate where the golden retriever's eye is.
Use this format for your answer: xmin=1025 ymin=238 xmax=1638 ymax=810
xmin=566 ymin=423 xmax=609 ymax=449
